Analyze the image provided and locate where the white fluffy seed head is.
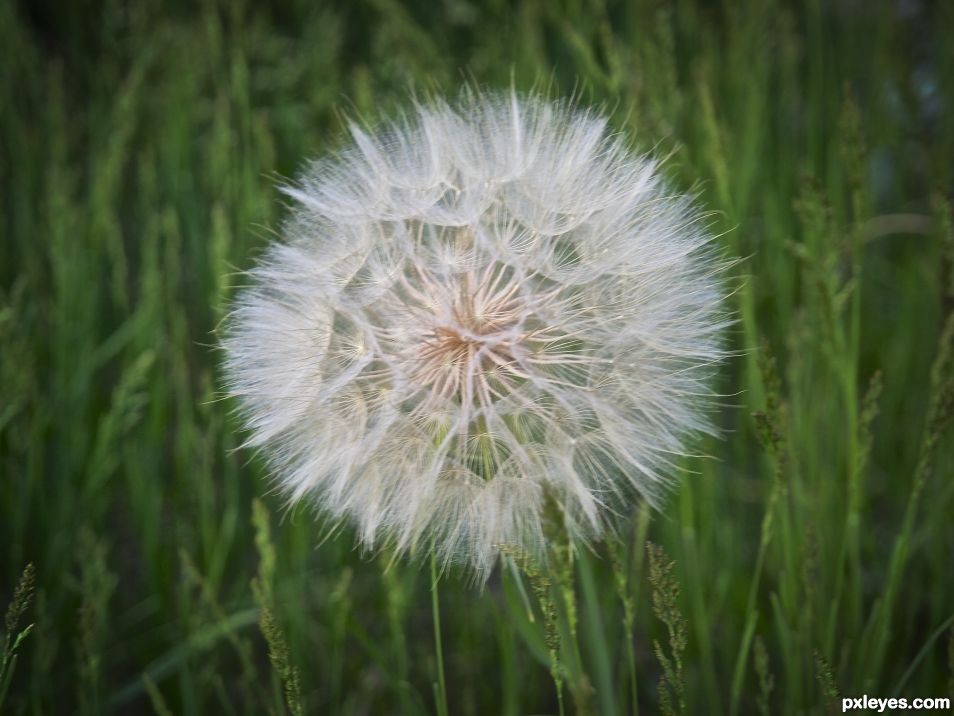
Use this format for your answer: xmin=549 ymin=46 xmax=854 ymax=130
xmin=223 ymin=91 xmax=731 ymax=578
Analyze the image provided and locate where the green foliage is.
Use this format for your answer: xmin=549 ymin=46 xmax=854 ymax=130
xmin=1 ymin=0 xmax=953 ymax=713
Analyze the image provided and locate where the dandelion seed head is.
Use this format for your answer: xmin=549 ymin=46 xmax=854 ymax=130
xmin=223 ymin=91 xmax=731 ymax=577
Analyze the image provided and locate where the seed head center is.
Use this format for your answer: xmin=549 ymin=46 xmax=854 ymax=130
xmin=409 ymin=265 xmax=529 ymax=405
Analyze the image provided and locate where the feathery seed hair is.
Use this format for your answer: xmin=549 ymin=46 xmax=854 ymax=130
xmin=223 ymin=91 xmax=730 ymax=577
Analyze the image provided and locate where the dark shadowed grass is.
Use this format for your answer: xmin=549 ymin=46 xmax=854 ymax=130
xmin=1 ymin=0 xmax=953 ymax=713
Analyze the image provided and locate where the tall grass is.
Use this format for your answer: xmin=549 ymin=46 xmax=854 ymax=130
xmin=2 ymin=0 xmax=952 ymax=713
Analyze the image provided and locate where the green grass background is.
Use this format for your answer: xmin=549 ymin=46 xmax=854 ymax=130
xmin=2 ymin=0 xmax=953 ymax=713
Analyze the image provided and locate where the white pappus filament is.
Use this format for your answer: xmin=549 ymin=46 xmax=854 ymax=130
xmin=223 ymin=91 xmax=731 ymax=577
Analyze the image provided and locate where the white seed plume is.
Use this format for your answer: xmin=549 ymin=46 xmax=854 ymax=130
xmin=224 ymin=92 xmax=730 ymax=577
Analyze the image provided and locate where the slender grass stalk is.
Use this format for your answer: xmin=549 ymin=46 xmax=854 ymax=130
xmin=861 ymin=366 xmax=954 ymax=682
xmin=383 ymin=560 xmax=413 ymax=714
xmin=0 ymin=563 xmax=35 ymax=711
xmin=891 ymin=612 xmax=954 ymax=698
xmin=608 ymin=515 xmax=647 ymax=716
xmin=551 ymin=539 xmax=596 ymax=716
xmin=647 ymin=542 xmax=686 ymax=716
xmin=813 ymin=650 xmax=840 ymax=709
xmin=731 ymin=343 xmax=786 ymax=716
xmin=251 ymin=501 xmax=303 ymax=716
xmin=500 ymin=545 xmax=566 ymax=716
xmin=430 ymin=556 xmax=449 ymax=716
xmin=608 ymin=540 xmax=639 ymax=716
xmin=141 ymin=673 xmax=173 ymax=716
xmin=753 ymin=636 xmax=774 ymax=716
xmin=577 ymin=550 xmax=611 ymax=716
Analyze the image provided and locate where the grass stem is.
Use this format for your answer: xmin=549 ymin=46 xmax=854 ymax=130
xmin=431 ymin=556 xmax=449 ymax=716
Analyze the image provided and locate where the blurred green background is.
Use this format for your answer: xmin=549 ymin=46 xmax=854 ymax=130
xmin=2 ymin=0 xmax=952 ymax=714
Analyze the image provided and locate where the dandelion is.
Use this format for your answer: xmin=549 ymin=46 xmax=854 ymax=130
xmin=223 ymin=91 xmax=730 ymax=577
